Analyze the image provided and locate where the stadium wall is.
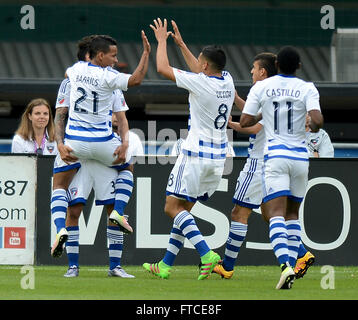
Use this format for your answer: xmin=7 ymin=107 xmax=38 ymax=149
xmin=2 ymin=4 xmax=358 ymax=45
xmin=1 ymin=155 xmax=356 ymax=266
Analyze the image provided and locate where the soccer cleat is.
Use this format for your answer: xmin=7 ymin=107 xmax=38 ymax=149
xmin=51 ymin=228 xmax=68 ymax=258
xmin=109 ymin=210 xmax=133 ymax=234
xmin=108 ymin=266 xmax=135 ymax=278
xmin=198 ymin=250 xmax=221 ymax=280
xmin=64 ymin=265 xmax=79 ymax=278
xmin=276 ymin=263 xmax=295 ymax=289
xmin=294 ymin=251 xmax=315 ymax=279
xmin=142 ymin=260 xmax=171 ymax=279
xmin=212 ymin=264 xmax=234 ymax=279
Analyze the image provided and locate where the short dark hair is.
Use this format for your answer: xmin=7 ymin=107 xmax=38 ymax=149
xmin=254 ymin=52 xmax=277 ymax=77
xmin=89 ymin=35 xmax=117 ymax=59
xmin=201 ymin=45 xmax=226 ymax=71
xmin=77 ymin=35 xmax=97 ymax=61
xmin=277 ymin=46 xmax=300 ymax=74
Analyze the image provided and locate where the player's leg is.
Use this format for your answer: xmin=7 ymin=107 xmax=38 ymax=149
xmin=166 ymin=196 xmax=220 ymax=280
xmin=214 ymin=204 xmax=250 ymax=279
xmin=106 ymin=204 xmax=134 ymax=278
xmin=287 ymin=159 xmax=314 ymax=278
xmin=51 ymin=156 xmax=79 ymax=258
xmin=64 ymin=203 xmax=82 ymax=277
xmin=143 ymin=196 xmax=193 ymax=279
xmin=108 ymin=165 xmax=134 ymax=234
xmin=262 ymin=158 xmax=295 ymax=289
xmin=215 ymin=161 xmax=262 ymax=279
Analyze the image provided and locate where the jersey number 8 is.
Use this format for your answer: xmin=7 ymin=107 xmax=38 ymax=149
xmin=214 ymin=104 xmax=228 ymax=129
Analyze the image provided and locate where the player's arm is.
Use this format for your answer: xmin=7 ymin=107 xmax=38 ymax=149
xmin=54 ymin=107 xmax=78 ymax=163
xmin=306 ymin=84 xmax=324 ymax=133
xmin=228 ymin=116 xmax=262 ymax=135
xmin=234 ymin=90 xmax=245 ymax=111
xmin=307 ymin=110 xmax=323 ymax=133
xmin=170 ymin=20 xmax=201 ymax=73
xmin=112 ymin=111 xmax=129 ymax=165
xmin=116 ymin=111 xmax=129 ymax=151
xmin=240 ymin=84 xmax=261 ymax=128
xmin=150 ymin=18 xmax=175 ymax=81
xmin=127 ymin=30 xmax=151 ymax=87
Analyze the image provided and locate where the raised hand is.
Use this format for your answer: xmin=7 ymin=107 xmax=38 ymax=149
xmin=150 ymin=18 xmax=171 ymax=42
xmin=170 ymin=20 xmax=185 ymax=47
xmin=141 ymin=30 xmax=151 ymax=54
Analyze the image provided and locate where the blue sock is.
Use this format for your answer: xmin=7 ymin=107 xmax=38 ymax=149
xmin=51 ymin=189 xmax=68 ymax=233
xmin=269 ymin=216 xmax=289 ymax=265
xmin=162 ymin=224 xmax=185 ymax=267
xmin=297 ymin=242 xmax=308 ymax=259
xmin=286 ymin=219 xmax=302 ymax=267
xmin=223 ymin=222 xmax=248 ymax=271
xmin=114 ymin=170 xmax=133 ymax=217
xmin=174 ymin=210 xmax=210 ymax=257
xmin=107 ymin=225 xmax=123 ymax=270
xmin=65 ymin=226 xmax=79 ymax=267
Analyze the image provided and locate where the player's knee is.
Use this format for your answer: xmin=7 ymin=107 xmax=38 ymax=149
xmin=231 ymin=205 xmax=251 ymax=224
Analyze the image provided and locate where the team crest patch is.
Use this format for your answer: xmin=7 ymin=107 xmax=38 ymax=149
xmin=70 ymin=187 xmax=78 ymax=197
xmin=47 ymin=144 xmax=55 ymax=153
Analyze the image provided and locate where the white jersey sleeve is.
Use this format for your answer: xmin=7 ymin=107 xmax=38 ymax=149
xmin=242 ymin=82 xmax=262 ymax=116
xmin=112 ymin=89 xmax=129 ymax=113
xmin=304 ymin=83 xmax=321 ymax=112
xmin=55 ymin=78 xmax=71 ymax=109
xmin=173 ymin=69 xmax=204 ymax=96
xmin=104 ymin=67 xmax=131 ymax=92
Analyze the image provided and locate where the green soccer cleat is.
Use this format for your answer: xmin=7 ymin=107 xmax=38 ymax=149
xmin=198 ymin=250 xmax=221 ymax=280
xmin=143 ymin=260 xmax=171 ymax=279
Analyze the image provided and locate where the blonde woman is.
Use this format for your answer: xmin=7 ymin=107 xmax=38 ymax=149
xmin=11 ymin=98 xmax=58 ymax=155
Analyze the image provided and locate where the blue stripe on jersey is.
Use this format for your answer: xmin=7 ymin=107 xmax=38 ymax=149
xmin=264 ymin=155 xmax=309 ymax=162
xmin=199 ymin=140 xmax=227 ymax=149
xmin=237 ymin=159 xmax=257 ymax=201
xmin=68 ymin=125 xmax=108 ymax=132
xmin=182 ymin=149 xmax=226 ymax=159
xmin=65 ymin=133 xmax=114 ymax=142
xmin=60 ymin=79 xmax=70 ymax=93
xmin=268 ymin=144 xmax=307 ymax=153
xmin=69 ymin=117 xmax=106 ymax=126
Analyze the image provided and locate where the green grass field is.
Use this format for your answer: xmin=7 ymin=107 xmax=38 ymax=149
xmin=0 ymin=265 xmax=357 ymax=300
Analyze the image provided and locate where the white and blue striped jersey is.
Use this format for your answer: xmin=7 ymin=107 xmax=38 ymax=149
xmin=247 ymin=120 xmax=265 ymax=159
xmin=64 ymin=61 xmax=131 ymax=142
xmin=56 ymin=77 xmax=129 ymax=134
xmin=173 ymin=68 xmax=235 ymax=160
xmin=243 ymin=74 xmax=321 ymax=161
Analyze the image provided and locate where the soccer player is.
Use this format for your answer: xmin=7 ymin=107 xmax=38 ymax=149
xmin=53 ymin=36 xmax=141 ymax=277
xmin=240 ymin=46 xmax=323 ymax=289
xmin=143 ymin=18 xmax=235 ymax=280
xmin=213 ymin=53 xmax=315 ymax=280
xmin=51 ymin=32 xmax=150 ymax=257
xmin=213 ymin=53 xmax=276 ymax=279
